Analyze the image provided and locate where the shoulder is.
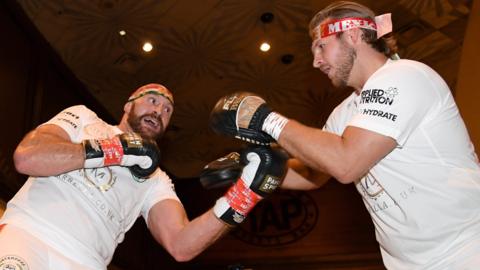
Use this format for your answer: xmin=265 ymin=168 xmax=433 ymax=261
xmin=42 ymin=105 xmax=103 ymax=142
xmin=373 ymin=59 xmax=438 ymax=82
xmin=148 ymin=169 xmax=176 ymax=191
xmin=61 ymin=105 xmax=99 ymax=120
xmin=49 ymin=105 xmax=100 ymax=125
xmin=365 ymin=59 xmax=445 ymax=100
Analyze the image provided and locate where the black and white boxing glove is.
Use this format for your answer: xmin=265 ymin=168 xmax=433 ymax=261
xmin=200 ymin=152 xmax=243 ymax=189
xmin=213 ymin=145 xmax=288 ymax=226
xmin=82 ymin=132 xmax=160 ymax=178
xmin=209 ymin=92 xmax=289 ymax=145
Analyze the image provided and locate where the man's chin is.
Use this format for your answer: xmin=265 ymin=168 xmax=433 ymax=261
xmin=332 ymin=78 xmax=348 ymax=89
xmin=137 ymin=128 xmax=162 ymax=140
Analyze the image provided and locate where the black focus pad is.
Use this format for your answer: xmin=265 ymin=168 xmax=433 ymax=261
xmin=200 ymin=152 xmax=243 ymax=189
xmin=209 ymin=92 xmax=274 ymax=145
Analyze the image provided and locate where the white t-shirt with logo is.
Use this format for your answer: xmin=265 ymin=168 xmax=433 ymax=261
xmin=1 ymin=105 xmax=181 ymax=269
xmin=324 ymin=59 xmax=480 ymax=269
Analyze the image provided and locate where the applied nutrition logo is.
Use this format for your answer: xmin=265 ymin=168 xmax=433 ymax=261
xmin=360 ymin=87 xmax=398 ymax=105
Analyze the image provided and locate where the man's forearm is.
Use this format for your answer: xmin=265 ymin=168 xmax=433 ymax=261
xmin=278 ymin=120 xmax=349 ymax=181
xmin=170 ymin=210 xmax=230 ymax=261
xmin=148 ymin=200 xmax=231 ymax=262
xmin=282 ymin=164 xmax=330 ymax=190
xmin=14 ymin=129 xmax=85 ymax=176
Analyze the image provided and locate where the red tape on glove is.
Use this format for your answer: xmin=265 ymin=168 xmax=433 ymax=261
xmin=99 ymin=137 xmax=124 ymax=166
xmin=225 ymin=178 xmax=262 ymax=215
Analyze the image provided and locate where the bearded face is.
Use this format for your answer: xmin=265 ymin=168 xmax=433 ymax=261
xmin=127 ymin=103 xmax=166 ymax=140
xmin=330 ymin=37 xmax=357 ymax=88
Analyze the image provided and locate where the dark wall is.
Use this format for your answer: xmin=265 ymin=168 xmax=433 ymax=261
xmin=0 ymin=0 xmax=113 ymax=200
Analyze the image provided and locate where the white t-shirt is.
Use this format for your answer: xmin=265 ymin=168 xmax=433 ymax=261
xmin=1 ymin=105 xmax=181 ymax=269
xmin=324 ymin=59 xmax=480 ymax=269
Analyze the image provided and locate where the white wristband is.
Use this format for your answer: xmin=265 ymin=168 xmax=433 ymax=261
xmin=213 ymin=196 xmax=230 ymax=219
xmin=262 ymin=112 xmax=289 ymax=140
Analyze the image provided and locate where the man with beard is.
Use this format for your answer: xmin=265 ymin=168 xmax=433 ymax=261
xmin=0 ymin=83 xmax=288 ymax=269
xmin=209 ymin=1 xmax=480 ymax=269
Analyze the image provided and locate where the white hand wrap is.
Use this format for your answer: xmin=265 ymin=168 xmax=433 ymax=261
xmin=262 ymin=112 xmax=289 ymax=140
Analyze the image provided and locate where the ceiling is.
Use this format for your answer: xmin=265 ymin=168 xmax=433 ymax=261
xmin=16 ymin=0 xmax=472 ymax=179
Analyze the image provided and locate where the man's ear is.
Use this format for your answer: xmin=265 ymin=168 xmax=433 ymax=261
xmin=345 ymin=28 xmax=362 ymax=45
xmin=124 ymin=101 xmax=132 ymax=114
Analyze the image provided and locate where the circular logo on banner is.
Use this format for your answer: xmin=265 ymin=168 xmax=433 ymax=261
xmin=0 ymin=255 xmax=29 ymax=270
xmin=232 ymin=190 xmax=318 ymax=246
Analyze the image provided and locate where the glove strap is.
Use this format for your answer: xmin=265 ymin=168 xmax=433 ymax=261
xmin=225 ymin=179 xmax=262 ymax=215
xmin=84 ymin=137 xmax=124 ymax=168
xmin=262 ymin=112 xmax=289 ymax=140
xmin=98 ymin=137 xmax=124 ymax=166
xmin=213 ymin=178 xmax=263 ymax=225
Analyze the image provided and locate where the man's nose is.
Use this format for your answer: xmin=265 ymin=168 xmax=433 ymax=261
xmin=312 ymin=52 xmax=324 ymax=68
xmin=153 ymin=104 xmax=162 ymax=117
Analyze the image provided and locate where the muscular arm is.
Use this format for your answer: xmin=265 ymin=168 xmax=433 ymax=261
xmin=13 ymin=124 xmax=85 ymax=176
xmin=278 ymin=120 xmax=397 ymax=184
xmin=147 ymin=199 xmax=229 ymax=262
xmin=281 ymin=158 xmax=330 ymax=190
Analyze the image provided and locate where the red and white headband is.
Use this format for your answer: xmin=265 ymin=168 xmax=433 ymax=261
xmin=319 ymin=13 xmax=392 ymax=39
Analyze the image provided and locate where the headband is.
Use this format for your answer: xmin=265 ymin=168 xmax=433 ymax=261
xmin=127 ymin=84 xmax=174 ymax=105
xmin=319 ymin=13 xmax=392 ymax=39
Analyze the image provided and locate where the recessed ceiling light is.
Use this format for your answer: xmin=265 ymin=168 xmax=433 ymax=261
xmin=260 ymin=12 xmax=274 ymax=23
xmin=281 ymin=54 xmax=294 ymax=64
xmin=260 ymin=42 xmax=271 ymax=52
xmin=119 ymin=30 xmax=126 ymax=36
xmin=142 ymin=42 xmax=153 ymax=52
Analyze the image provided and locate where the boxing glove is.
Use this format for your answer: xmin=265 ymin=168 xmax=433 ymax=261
xmin=213 ymin=145 xmax=288 ymax=226
xmin=83 ymin=132 xmax=160 ymax=178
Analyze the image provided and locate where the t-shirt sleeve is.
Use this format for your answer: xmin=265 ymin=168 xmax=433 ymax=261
xmin=141 ymin=169 xmax=181 ymax=223
xmin=323 ymin=109 xmax=338 ymax=133
xmin=323 ymin=93 xmax=357 ymax=135
xmin=348 ymin=63 xmax=439 ymax=146
xmin=42 ymin=105 xmax=99 ymax=143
